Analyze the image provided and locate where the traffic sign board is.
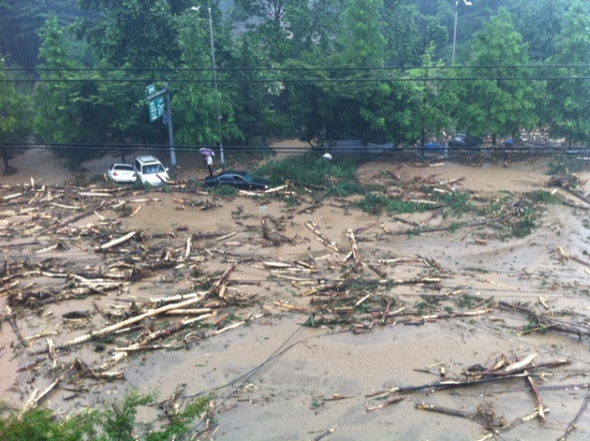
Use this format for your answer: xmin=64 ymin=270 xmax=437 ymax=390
xmin=146 ymin=84 xmax=166 ymax=122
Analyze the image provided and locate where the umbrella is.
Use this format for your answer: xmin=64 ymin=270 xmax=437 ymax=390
xmin=199 ymin=148 xmax=215 ymax=157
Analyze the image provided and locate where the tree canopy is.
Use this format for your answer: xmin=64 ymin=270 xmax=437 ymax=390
xmin=1 ymin=0 xmax=590 ymax=169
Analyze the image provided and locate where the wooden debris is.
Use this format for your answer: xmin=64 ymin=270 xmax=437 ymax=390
xmin=311 ymin=426 xmax=336 ymax=441
xmin=558 ymin=393 xmax=590 ymax=441
xmin=366 ymin=396 xmax=405 ymax=412
xmin=97 ymin=231 xmax=136 ymax=251
xmin=499 ymin=300 xmax=590 ymax=337
xmin=527 ymin=375 xmax=547 ymax=420
xmin=274 ymin=301 xmax=311 ymax=314
xmin=61 ymin=292 xmax=208 ymax=347
xmin=346 ymin=228 xmax=362 ymax=268
xmin=368 ymin=358 xmax=570 ymax=397
xmin=557 ymin=245 xmax=590 ymax=268
xmin=415 ymin=402 xmax=471 ymax=419
xmin=20 ymin=376 xmax=62 ymax=416
xmin=305 ymin=221 xmax=340 ymax=252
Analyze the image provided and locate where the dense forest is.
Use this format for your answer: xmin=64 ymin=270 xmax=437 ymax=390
xmin=0 ymin=0 xmax=589 ymax=169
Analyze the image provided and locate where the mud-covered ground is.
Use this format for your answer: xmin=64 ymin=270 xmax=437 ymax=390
xmin=2 ymin=147 xmax=590 ymax=440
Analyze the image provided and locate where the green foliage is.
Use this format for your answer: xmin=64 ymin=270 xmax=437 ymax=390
xmin=512 ymin=216 xmax=535 ymax=238
xmin=327 ymin=180 xmax=365 ymax=197
xmin=546 ymin=1 xmax=590 ymax=146
xmin=342 ymin=0 xmax=386 ymax=68
xmin=429 ymin=188 xmax=472 ymax=216
xmin=0 ymin=391 xmax=211 ymax=441
xmin=356 ymin=193 xmax=431 ymax=215
xmin=256 ymin=154 xmax=357 ymax=187
xmin=456 ymin=8 xmax=542 ymax=142
xmin=173 ymin=8 xmax=243 ymax=148
xmin=210 ymin=184 xmax=238 ymax=197
xmin=78 ymin=0 xmax=180 ymax=68
xmin=508 ymin=0 xmax=569 ymax=60
xmin=529 ymin=190 xmax=562 ymax=205
xmin=5 ymin=0 xmax=590 ymax=159
xmin=547 ymin=155 xmax=590 ymax=174
xmin=356 ymin=193 xmax=387 ymax=215
xmin=0 ymin=406 xmax=96 ymax=441
xmin=0 ymin=59 xmax=32 ymax=172
xmin=35 ymin=16 xmax=151 ymax=169
xmin=97 ymin=392 xmax=154 ymax=441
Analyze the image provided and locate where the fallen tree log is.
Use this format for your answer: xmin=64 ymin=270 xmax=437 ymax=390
xmin=59 ymin=292 xmax=206 ymax=347
xmin=96 ymin=231 xmax=136 ymax=251
xmin=385 ymin=218 xmax=503 ymax=236
xmin=367 ymin=359 xmax=570 ymax=398
xmin=61 ymin=264 xmax=236 ymax=348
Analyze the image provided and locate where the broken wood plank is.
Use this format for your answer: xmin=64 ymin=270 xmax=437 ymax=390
xmin=97 ymin=231 xmax=136 ymax=251
xmin=305 ymin=221 xmax=340 ymax=252
xmin=415 ymin=402 xmax=472 ymax=419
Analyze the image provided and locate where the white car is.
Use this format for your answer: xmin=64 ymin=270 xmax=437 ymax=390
xmin=133 ymin=155 xmax=170 ymax=186
xmin=107 ymin=163 xmax=137 ymax=183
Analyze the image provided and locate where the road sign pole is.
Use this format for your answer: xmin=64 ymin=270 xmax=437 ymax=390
xmin=164 ymin=82 xmax=176 ymax=167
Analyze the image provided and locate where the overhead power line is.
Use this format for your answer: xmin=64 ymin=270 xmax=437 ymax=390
xmin=3 ymin=64 xmax=590 ymax=73
xmin=0 ymin=143 xmax=585 ymax=156
xmin=2 ymin=75 xmax=590 ymax=84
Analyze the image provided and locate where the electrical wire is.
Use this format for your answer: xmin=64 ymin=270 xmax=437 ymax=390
xmin=180 ymin=322 xmax=344 ymax=439
xmin=4 ymin=75 xmax=590 ymax=84
xmin=0 ymin=143 xmax=587 ymax=155
xmin=4 ymin=63 xmax=590 ymax=73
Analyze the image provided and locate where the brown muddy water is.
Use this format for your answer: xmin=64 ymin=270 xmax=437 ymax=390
xmin=2 ymin=152 xmax=590 ymax=440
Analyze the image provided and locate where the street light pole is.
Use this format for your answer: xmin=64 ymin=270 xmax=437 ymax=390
xmin=191 ymin=5 xmax=224 ymax=166
xmin=451 ymin=0 xmax=472 ymax=66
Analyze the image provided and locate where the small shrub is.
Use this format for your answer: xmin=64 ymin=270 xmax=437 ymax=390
xmin=328 ymin=180 xmax=364 ymax=197
xmin=256 ymin=153 xmax=356 ymax=187
xmin=547 ymin=155 xmax=584 ymax=175
xmin=512 ymin=217 xmax=535 ymax=238
xmin=529 ymin=190 xmax=562 ymax=205
xmin=0 ymin=391 xmax=211 ymax=441
xmin=0 ymin=405 xmax=96 ymax=441
xmin=132 ymin=180 xmax=149 ymax=191
xmin=430 ymin=189 xmax=471 ymax=215
xmin=210 ymin=185 xmax=238 ymax=197
xmin=357 ymin=194 xmax=388 ymax=215
xmin=186 ymin=179 xmax=202 ymax=192
xmin=384 ymin=199 xmax=427 ymax=214
xmin=283 ymin=196 xmax=300 ymax=207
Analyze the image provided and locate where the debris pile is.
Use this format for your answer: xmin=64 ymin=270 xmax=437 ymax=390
xmin=1 ymin=168 xmax=590 ymax=439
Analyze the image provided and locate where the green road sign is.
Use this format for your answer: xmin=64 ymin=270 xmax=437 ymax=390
xmin=146 ymin=84 xmax=166 ymax=122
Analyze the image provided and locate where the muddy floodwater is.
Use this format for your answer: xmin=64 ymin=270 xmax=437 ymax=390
xmin=2 ymin=148 xmax=590 ymax=440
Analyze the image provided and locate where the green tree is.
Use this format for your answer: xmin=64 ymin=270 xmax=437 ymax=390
xmin=343 ymin=0 xmax=386 ymax=68
xmin=77 ymin=0 xmax=181 ymax=68
xmin=173 ymin=8 xmax=241 ymax=149
xmin=0 ymin=58 xmax=32 ymax=173
xmin=546 ymin=0 xmax=590 ymax=146
xmin=228 ymin=33 xmax=279 ymax=144
xmin=232 ymin=0 xmax=343 ymax=64
xmin=507 ymin=0 xmax=568 ymax=61
xmin=281 ymin=0 xmax=388 ymax=143
xmin=34 ymin=16 xmax=152 ymax=168
xmin=382 ymin=1 xmax=446 ymax=67
xmin=34 ymin=16 xmax=85 ymax=152
xmin=398 ymin=44 xmax=456 ymax=146
xmin=0 ymin=0 xmax=82 ymax=69
xmin=456 ymin=8 xmax=541 ymax=143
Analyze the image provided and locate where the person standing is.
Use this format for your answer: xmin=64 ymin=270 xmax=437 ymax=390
xmin=206 ymin=154 xmax=213 ymax=176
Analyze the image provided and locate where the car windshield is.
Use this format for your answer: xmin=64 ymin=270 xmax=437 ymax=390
xmin=239 ymin=173 xmax=254 ymax=183
xmin=143 ymin=164 xmax=164 ymax=174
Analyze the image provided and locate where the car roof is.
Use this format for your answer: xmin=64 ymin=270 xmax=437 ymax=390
xmin=112 ymin=163 xmax=133 ymax=168
xmin=221 ymin=170 xmax=249 ymax=176
xmin=135 ymin=155 xmax=162 ymax=164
